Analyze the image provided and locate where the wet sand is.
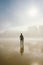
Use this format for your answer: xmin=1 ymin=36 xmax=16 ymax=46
xmin=0 ymin=38 xmax=43 ymax=65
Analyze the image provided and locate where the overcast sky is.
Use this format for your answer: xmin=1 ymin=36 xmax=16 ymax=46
xmin=0 ymin=0 xmax=43 ymax=32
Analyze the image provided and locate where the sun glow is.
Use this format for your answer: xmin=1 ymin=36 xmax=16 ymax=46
xmin=28 ymin=6 xmax=38 ymax=17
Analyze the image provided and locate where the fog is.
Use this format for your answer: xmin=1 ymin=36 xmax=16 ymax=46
xmin=0 ymin=0 xmax=43 ymax=65
xmin=0 ymin=38 xmax=43 ymax=65
xmin=0 ymin=25 xmax=43 ymax=38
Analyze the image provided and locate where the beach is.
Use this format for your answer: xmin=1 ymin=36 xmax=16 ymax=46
xmin=0 ymin=38 xmax=43 ymax=65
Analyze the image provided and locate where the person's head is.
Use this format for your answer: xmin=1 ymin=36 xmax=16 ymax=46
xmin=20 ymin=33 xmax=22 ymax=36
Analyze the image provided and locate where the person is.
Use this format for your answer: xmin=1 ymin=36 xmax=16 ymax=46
xmin=20 ymin=33 xmax=24 ymax=55
xmin=20 ymin=33 xmax=24 ymax=48
xmin=20 ymin=33 xmax=24 ymax=42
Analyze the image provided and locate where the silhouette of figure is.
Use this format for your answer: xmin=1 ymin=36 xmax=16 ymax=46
xmin=20 ymin=33 xmax=24 ymax=55
xmin=20 ymin=33 xmax=24 ymax=41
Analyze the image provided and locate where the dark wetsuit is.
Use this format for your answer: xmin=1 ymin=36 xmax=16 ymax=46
xmin=20 ymin=34 xmax=24 ymax=41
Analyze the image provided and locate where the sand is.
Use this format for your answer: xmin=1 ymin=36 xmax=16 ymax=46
xmin=0 ymin=38 xmax=43 ymax=65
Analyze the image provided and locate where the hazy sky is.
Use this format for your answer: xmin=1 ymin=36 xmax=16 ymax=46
xmin=0 ymin=0 xmax=43 ymax=32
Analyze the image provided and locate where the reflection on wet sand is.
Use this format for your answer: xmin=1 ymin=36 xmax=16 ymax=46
xmin=0 ymin=39 xmax=43 ymax=65
xmin=31 ymin=62 xmax=40 ymax=65
xmin=20 ymin=47 xmax=24 ymax=55
xmin=20 ymin=41 xmax=24 ymax=55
